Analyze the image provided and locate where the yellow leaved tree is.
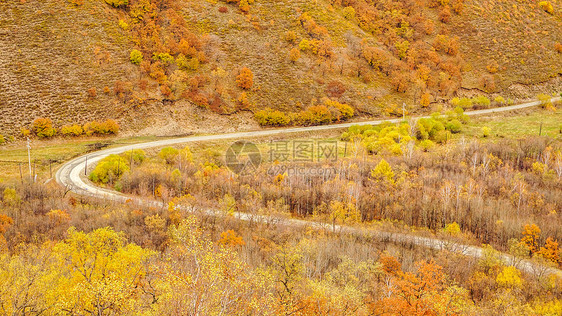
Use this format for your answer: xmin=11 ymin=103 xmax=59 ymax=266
xmin=371 ymin=159 xmax=395 ymax=183
xmin=0 ymin=227 xmax=155 ymax=315
xmin=152 ymin=216 xmax=276 ymax=315
xmin=0 ymin=245 xmax=60 ymax=314
xmin=51 ymin=227 xmax=155 ymax=314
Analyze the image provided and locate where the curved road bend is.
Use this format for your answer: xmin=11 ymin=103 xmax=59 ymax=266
xmin=56 ymin=97 xmax=562 ymax=277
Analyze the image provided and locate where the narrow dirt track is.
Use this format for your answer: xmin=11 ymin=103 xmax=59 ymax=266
xmin=56 ymin=97 xmax=562 ymax=277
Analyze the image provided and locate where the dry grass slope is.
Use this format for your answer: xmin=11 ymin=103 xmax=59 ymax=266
xmin=0 ymin=0 xmax=560 ymax=137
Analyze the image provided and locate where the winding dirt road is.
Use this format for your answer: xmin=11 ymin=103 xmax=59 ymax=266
xmin=56 ymin=97 xmax=562 ymax=276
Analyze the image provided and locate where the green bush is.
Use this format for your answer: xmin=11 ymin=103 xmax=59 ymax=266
xmin=446 ymin=119 xmax=462 ymax=133
xmin=357 ymin=123 xmax=411 ymax=155
xmin=472 ymin=96 xmax=491 ymax=108
xmin=417 ymin=118 xmax=435 ymax=139
xmin=419 ymin=139 xmax=435 ymax=151
xmin=122 ymin=149 xmax=146 ymax=164
xmin=457 ymin=97 xmax=472 ymax=109
xmin=89 ymin=155 xmax=129 ymax=184
xmin=32 ymin=118 xmax=57 ymax=138
xmin=152 ymin=52 xmax=174 ymax=66
xmin=433 ymin=130 xmax=450 ymax=144
xmin=537 ymin=93 xmax=552 ymax=108
xmin=415 ymin=122 xmax=429 ymax=140
xmin=0 ymin=134 xmax=4 ymax=145
xmin=482 ymin=127 xmax=491 ymax=138
xmin=159 ymin=147 xmax=180 ymax=164
xmin=428 ymin=120 xmax=444 ymax=139
xmin=130 ymin=49 xmax=143 ymax=65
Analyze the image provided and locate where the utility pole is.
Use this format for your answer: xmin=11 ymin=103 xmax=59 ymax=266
xmin=85 ymin=156 xmax=88 ymax=176
xmin=26 ymin=137 xmax=32 ymax=181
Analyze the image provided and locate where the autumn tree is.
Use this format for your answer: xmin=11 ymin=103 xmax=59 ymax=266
xmin=236 ymin=67 xmax=254 ymax=90
xmin=0 ymin=245 xmax=59 ymax=314
xmin=521 ymin=224 xmax=541 ymax=254
xmin=32 ymin=118 xmax=56 ymax=138
xmin=89 ymin=154 xmax=129 ymax=184
xmin=130 ymin=49 xmax=143 ymax=65
xmin=537 ymin=237 xmax=561 ymax=264
xmin=219 ymin=229 xmax=246 ymax=247
xmin=289 ymin=47 xmax=301 ymax=63
xmin=372 ymin=259 xmax=472 ymax=315
xmin=0 ymin=214 xmax=13 ymax=249
xmin=371 ymin=159 xmax=395 ymax=183
xmin=420 ymin=92 xmax=431 ymax=107
xmin=51 ymin=227 xmax=155 ymax=314
xmin=153 ymin=217 xmax=275 ymax=315
xmin=159 ymin=146 xmax=180 ymax=164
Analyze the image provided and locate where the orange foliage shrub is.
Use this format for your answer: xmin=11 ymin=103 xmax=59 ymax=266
xmin=379 ymin=253 xmax=401 ymax=274
xmin=537 ymin=237 xmax=561 ymax=264
xmin=451 ymin=0 xmax=464 ymax=14
xmin=299 ymin=13 xmax=329 ymax=39
xmin=439 ymin=5 xmax=452 ymax=23
xmin=160 ymin=84 xmax=173 ymax=98
xmin=87 ymin=87 xmax=97 ymax=98
xmin=486 ymin=60 xmax=499 ymax=74
xmin=83 ymin=119 xmax=120 ymax=136
xmin=421 ymin=92 xmax=432 ymax=107
xmin=555 ymin=42 xmax=562 ymax=53
xmin=114 ymin=80 xmax=125 ymax=95
xmin=521 ymin=224 xmax=541 ymax=253
xmin=32 ymin=118 xmax=56 ymax=138
xmin=289 ymin=47 xmax=301 ymax=63
xmin=219 ymin=230 xmax=246 ymax=247
xmin=236 ymin=67 xmax=254 ymax=90
xmin=391 ymin=71 xmax=409 ymax=93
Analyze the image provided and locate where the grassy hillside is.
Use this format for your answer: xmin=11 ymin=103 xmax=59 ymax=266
xmin=0 ymin=0 xmax=561 ymax=137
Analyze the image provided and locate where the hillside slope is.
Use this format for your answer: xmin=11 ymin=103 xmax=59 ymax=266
xmin=0 ymin=0 xmax=560 ymax=136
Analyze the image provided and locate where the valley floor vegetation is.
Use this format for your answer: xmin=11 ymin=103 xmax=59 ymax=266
xmin=0 ymin=108 xmax=561 ymax=314
xmin=1 ymin=179 xmax=562 ymax=315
